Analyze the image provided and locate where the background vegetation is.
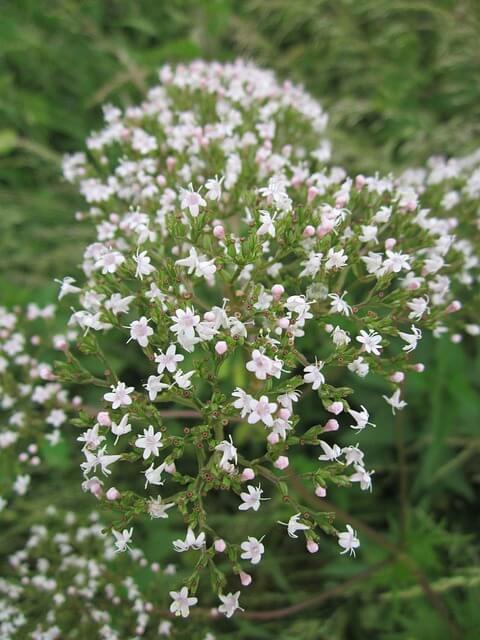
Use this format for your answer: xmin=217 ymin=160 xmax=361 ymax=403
xmin=1 ymin=1 xmax=479 ymax=638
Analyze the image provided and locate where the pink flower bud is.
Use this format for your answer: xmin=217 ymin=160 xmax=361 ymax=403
xmin=278 ymin=317 xmax=290 ymax=329
xmin=90 ymin=480 xmax=103 ymax=499
xmin=166 ymin=156 xmax=176 ymax=171
xmin=446 ymin=300 xmax=461 ymax=313
xmin=316 ymin=223 xmax=333 ymax=238
xmin=390 ymin=371 xmax=405 ymax=383
xmin=213 ymin=225 xmax=225 ymax=240
xmin=355 ymin=174 xmax=366 ymax=190
xmin=19 ymin=452 xmax=28 ymax=462
xmin=307 ymin=186 xmax=319 ymax=203
xmin=215 ymin=341 xmax=228 ymax=355
xmin=385 ymin=238 xmax=396 ymax=250
xmin=335 ymin=195 xmax=347 ymax=208
xmin=306 ymin=540 xmax=319 ymax=554
xmin=267 ymin=432 xmax=280 ymax=445
xmin=164 ymin=462 xmax=176 ymax=474
xmin=75 ymin=212 xmax=83 ymax=221
xmin=97 ymin=411 xmax=111 ymax=427
xmin=324 ymin=323 xmax=334 ymax=333
xmin=30 ymin=456 xmax=41 ymax=466
xmin=328 ymin=401 xmax=343 ymax=415
xmin=278 ymin=408 xmax=291 ymax=421
xmin=323 ymin=418 xmax=339 ymax=432
xmin=31 ymin=335 xmax=41 ymax=346
xmin=72 ymin=395 xmax=82 ymax=407
xmin=274 ymin=456 xmax=289 ymax=470
xmin=303 ymin=225 xmax=315 ymax=237
xmin=407 ymin=280 xmax=421 ymax=290
xmin=203 ymin=311 xmax=216 ymax=322
xmin=413 ymin=363 xmax=425 ymax=373
xmin=28 ymin=444 xmax=38 ymax=454
xmin=214 ymin=539 xmax=226 ymax=553
xmin=271 ymin=284 xmax=284 ymax=300
xmin=241 ymin=468 xmax=255 ymax=481
xmin=315 ymin=485 xmax=327 ymax=498
xmin=240 ymin=571 xmax=252 ymax=586
xmin=151 ymin=562 xmax=160 ymax=572
xmin=106 ymin=487 xmax=120 ymax=501
xmin=110 ymin=213 xmax=120 ymax=223
xmin=451 ymin=333 xmax=462 ymax=344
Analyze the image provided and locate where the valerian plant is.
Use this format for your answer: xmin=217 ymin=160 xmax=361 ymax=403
xmin=0 ymin=304 xmax=78 ymax=508
xmin=54 ymin=61 xmax=476 ymax=619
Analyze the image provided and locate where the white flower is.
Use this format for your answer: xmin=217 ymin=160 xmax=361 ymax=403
xmin=169 ymin=586 xmax=198 ymax=618
xmin=239 ymin=484 xmax=267 ymax=511
xmin=144 ymin=462 xmax=166 ymax=488
xmin=356 ymin=330 xmax=383 ymax=355
xmin=56 ymin=276 xmax=81 ymax=300
xmin=176 ymin=246 xmax=216 ymax=280
xmin=359 ymin=224 xmax=378 ymax=243
xmin=325 ymin=248 xmax=347 ymax=270
xmin=338 ymin=525 xmax=360 ymax=556
xmin=257 ymin=210 xmax=276 ymax=237
xmin=148 ymin=496 xmax=175 ymax=519
xmin=128 ymin=316 xmax=153 ymax=348
xmin=145 ymin=374 xmax=169 ymax=401
xmin=205 ymin=175 xmax=224 ymax=201
xmin=407 ymin=296 xmax=429 ymax=320
xmin=398 ymin=325 xmax=422 ymax=353
xmin=112 ymin=528 xmax=133 ymax=553
xmin=382 ymin=388 xmax=407 ymax=414
xmin=104 ymin=382 xmax=134 ymax=409
xmin=342 ymin=444 xmax=365 ymax=466
xmin=383 ymin=250 xmax=411 ymax=274
xmin=215 ymin=436 xmax=238 ymax=471
xmin=318 ymin=440 xmax=343 ymax=462
xmin=180 ymin=184 xmax=206 ymax=217
xmin=135 ymin=425 xmax=163 ymax=459
xmin=350 ymin=465 xmax=374 ymax=491
xmin=111 ymin=414 xmax=132 ymax=444
xmin=300 ymin=252 xmax=323 ymax=278
xmin=348 ymin=406 xmax=376 ymax=432
xmin=105 ymin=293 xmax=135 ymax=315
xmin=155 ymin=344 xmax=184 ymax=374
xmin=278 ymin=513 xmax=310 ymax=538
xmin=134 ymin=250 xmax=155 ymax=279
xmin=246 ymin=349 xmax=275 ymax=380
xmin=247 ymin=395 xmax=278 ymax=427
xmin=232 ymin=387 xmax=255 ymax=418
xmin=329 ymin=291 xmax=352 ymax=316
xmin=173 ymin=527 xmax=206 ymax=553
xmin=240 ymin=536 xmax=265 ymax=564
xmin=218 ymin=591 xmax=242 ymax=618
xmin=303 ymin=361 xmax=325 ymax=390
xmin=348 ymin=356 xmax=369 ymax=377
xmin=173 ymin=369 xmax=194 ymax=389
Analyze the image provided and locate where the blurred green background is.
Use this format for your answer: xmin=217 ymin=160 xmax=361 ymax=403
xmin=1 ymin=1 xmax=479 ymax=638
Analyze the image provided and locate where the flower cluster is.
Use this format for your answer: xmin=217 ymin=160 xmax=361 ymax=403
xmin=52 ymin=60 xmax=478 ymax=617
xmin=0 ymin=506 xmax=199 ymax=639
xmin=0 ymin=304 xmax=77 ymax=508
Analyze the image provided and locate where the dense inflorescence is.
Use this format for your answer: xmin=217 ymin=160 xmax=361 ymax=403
xmin=397 ymin=149 xmax=480 ymax=340
xmin=52 ymin=60 xmax=478 ymax=618
xmin=0 ymin=506 xmax=193 ymax=639
xmin=0 ymin=304 xmax=77 ymax=509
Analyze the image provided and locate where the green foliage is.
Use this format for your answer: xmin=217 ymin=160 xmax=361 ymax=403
xmin=0 ymin=1 xmax=479 ymax=638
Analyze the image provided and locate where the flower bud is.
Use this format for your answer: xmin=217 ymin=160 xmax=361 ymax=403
xmin=385 ymin=238 xmax=396 ymax=250
xmin=271 ymin=284 xmax=284 ymax=300
xmin=303 ymin=225 xmax=315 ymax=237
xmin=355 ymin=174 xmax=366 ymax=190
xmin=413 ymin=363 xmax=425 ymax=373
xmin=214 ymin=539 xmax=226 ymax=553
xmin=164 ymin=462 xmax=176 ymax=474
xmin=278 ymin=408 xmax=291 ymax=421
xmin=106 ymin=487 xmax=120 ymax=501
xmin=390 ymin=371 xmax=404 ymax=383
xmin=204 ymin=311 xmax=216 ymax=322
xmin=278 ymin=317 xmax=289 ymax=329
xmin=327 ymin=401 xmax=343 ymax=415
xmin=323 ymin=418 xmax=339 ymax=432
xmin=306 ymin=540 xmax=319 ymax=553
xmin=315 ymin=485 xmax=327 ymax=498
xmin=240 ymin=571 xmax=252 ymax=586
xmin=213 ymin=225 xmax=225 ymax=240
xmin=241 ymin=468 xmax=255 ymax=481
xmin=97 ymin=411 xmax=111 ymax=427
xmin=274 ymin=456 xmax=289 ymax=470
xmin=267 ymin=432 xmax=280 ymax=445
xmin=446 ymin=300 xmax=461 ymax=313
xmin=215 ymin=341 xmax=228 ymax=355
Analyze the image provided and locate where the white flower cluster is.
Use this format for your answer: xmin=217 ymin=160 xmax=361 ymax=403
xmin=0 ymin=506 xmax=199 ymax=639
xmin=0 ymin=305 xmax=77 ymax=508
xmin=52 ymin=60 xmax=480 ymax=618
